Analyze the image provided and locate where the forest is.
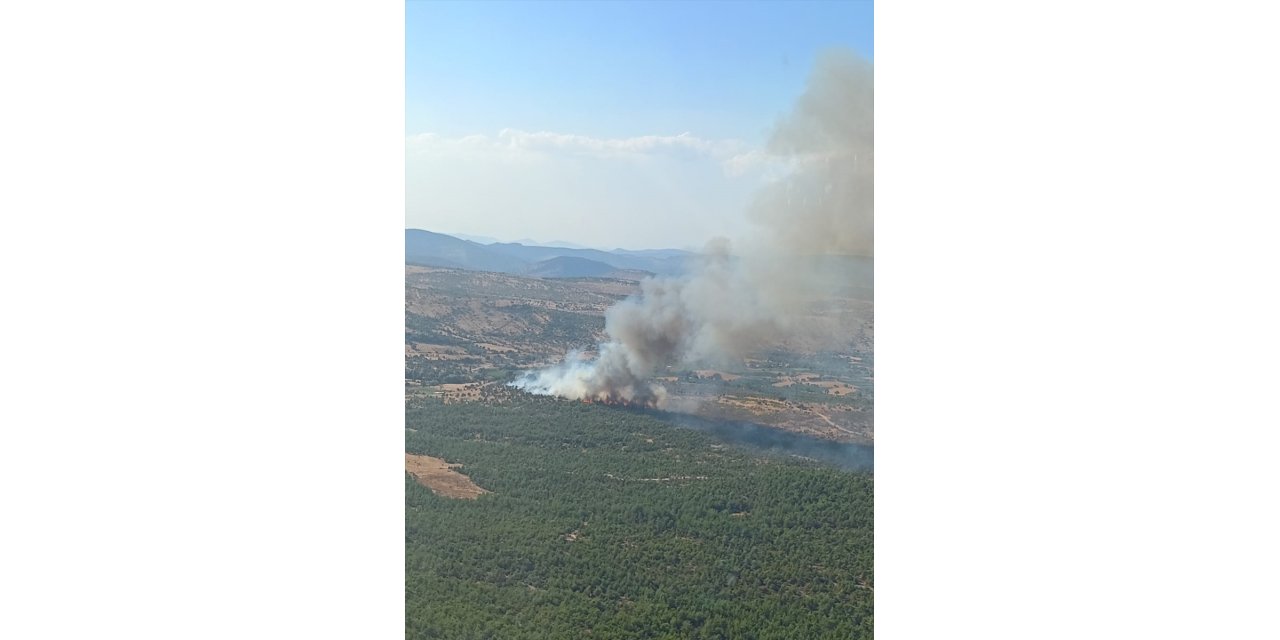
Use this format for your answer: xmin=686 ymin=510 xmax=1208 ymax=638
xmin=406 ymin=393 xmax=873 ymax=639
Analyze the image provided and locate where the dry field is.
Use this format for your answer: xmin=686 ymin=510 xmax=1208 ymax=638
xmin=772 ymin=373 xmax=859 ymax=396
xmin=406 ymin=264 xmax=873 ymax=444
xmin=706 ymin=394 xmax=872 ymax=442
xmin=405 ymin=453 xmax=490 ymax=499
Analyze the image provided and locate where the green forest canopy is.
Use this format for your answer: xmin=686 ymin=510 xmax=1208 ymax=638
xmin=406 ymin=395 xmax=873 ymax=639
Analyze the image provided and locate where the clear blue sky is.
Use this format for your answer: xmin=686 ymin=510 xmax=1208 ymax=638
xmin=406 ymin=0 xmax=873 ymax=249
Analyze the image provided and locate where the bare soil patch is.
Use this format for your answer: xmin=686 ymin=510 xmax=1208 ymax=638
xmin=405 ymin=453 xmax=490 ymax=499
xmin=769 ymin=373 xmax=857 ymax=396
xmin=433 ymin=382 xmax=490 ymax=403
xmin=696 ymin=394 xmax=873 ymax=444
xmin=406 ymin=343 xmax=470 ymax=359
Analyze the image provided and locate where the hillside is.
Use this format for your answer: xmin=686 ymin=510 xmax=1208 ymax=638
xmin=485 ymin=241 xmax=688 ymax=275
xmin=405 ymin=229 xmax=691 ymax=277
xmin=525 ymin=256 xmax=654 ymax=280
xmin=405 ymin=229 xmax=527 ymax=273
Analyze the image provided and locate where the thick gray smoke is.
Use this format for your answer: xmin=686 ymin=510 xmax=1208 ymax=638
xmin=513 ymin=50 xmax=872 ymax=406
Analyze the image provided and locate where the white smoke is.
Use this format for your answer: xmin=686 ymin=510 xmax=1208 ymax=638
xmin=512 ymin=49 xmax=873 ymax=406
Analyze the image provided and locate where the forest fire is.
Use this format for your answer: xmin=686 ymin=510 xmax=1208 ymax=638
xmin=509 ymin=349 xmax=671 ymax=409
xmin=578 ymin=389 xmax=660 ymax=409
xmin=580 ymin=394 xmax=661 ymax=410
xmin=509 ymin=52 xmax=871 ymax=415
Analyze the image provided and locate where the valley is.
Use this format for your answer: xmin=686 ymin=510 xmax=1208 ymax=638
xmin=405 ymin=259 xmax=874 ymax=445
xmin=404 ymin=234 xmax=875 ymax=639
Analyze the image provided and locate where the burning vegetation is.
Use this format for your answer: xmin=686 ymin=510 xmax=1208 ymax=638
xmin=511 ymin=49 xmax=873 ymax=407
xmin=579 ymin=394 xmax=662 ymax=410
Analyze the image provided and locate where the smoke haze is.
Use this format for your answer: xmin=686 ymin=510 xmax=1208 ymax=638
xmin=513 ymin=49 xmax=873 ymax=406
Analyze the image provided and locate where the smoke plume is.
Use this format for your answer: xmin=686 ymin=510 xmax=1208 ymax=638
xmin=513 ymin=49 xmax=873 ymax=407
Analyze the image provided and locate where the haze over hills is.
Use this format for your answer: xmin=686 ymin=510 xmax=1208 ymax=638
xmin=515 ymin=238 xmax=592 ymax=250
xmin=448 ymin=232 xmax=502 ymax=245
xmin=406 ymin=229 xmax=874 ymax=297
xmin=525 ymin=256 xmax=654 ymax=279
xmin=404 ymin=229 xmax=529 ymax=273
xmin=406 ymin=229 xmax=691 ymax=277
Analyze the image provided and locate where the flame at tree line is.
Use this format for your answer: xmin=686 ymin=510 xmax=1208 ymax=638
xmin=580 ymin=397 xmax=662 ymax=409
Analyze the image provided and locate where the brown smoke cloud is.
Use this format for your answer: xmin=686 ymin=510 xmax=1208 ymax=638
xmin=513 ymin=49 xmax=872 ymax=406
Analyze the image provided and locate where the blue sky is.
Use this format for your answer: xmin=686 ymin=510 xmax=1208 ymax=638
xmin=406 ymin=0 xmax=873 ymax=249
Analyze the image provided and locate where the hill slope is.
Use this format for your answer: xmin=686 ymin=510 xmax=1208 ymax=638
xmin=526 ymin=256 xmax=637 ymax=278
xmin=485 ymin=241 xmax=688 ymax=275
xmin=406 ymin=229 xmax=691 ymax=276
xmin=404 ymin=229 xmax=527 ymax=273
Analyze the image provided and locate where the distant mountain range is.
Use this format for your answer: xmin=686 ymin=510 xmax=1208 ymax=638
xmin=406 ymin=229 xmax=692 ymax=278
